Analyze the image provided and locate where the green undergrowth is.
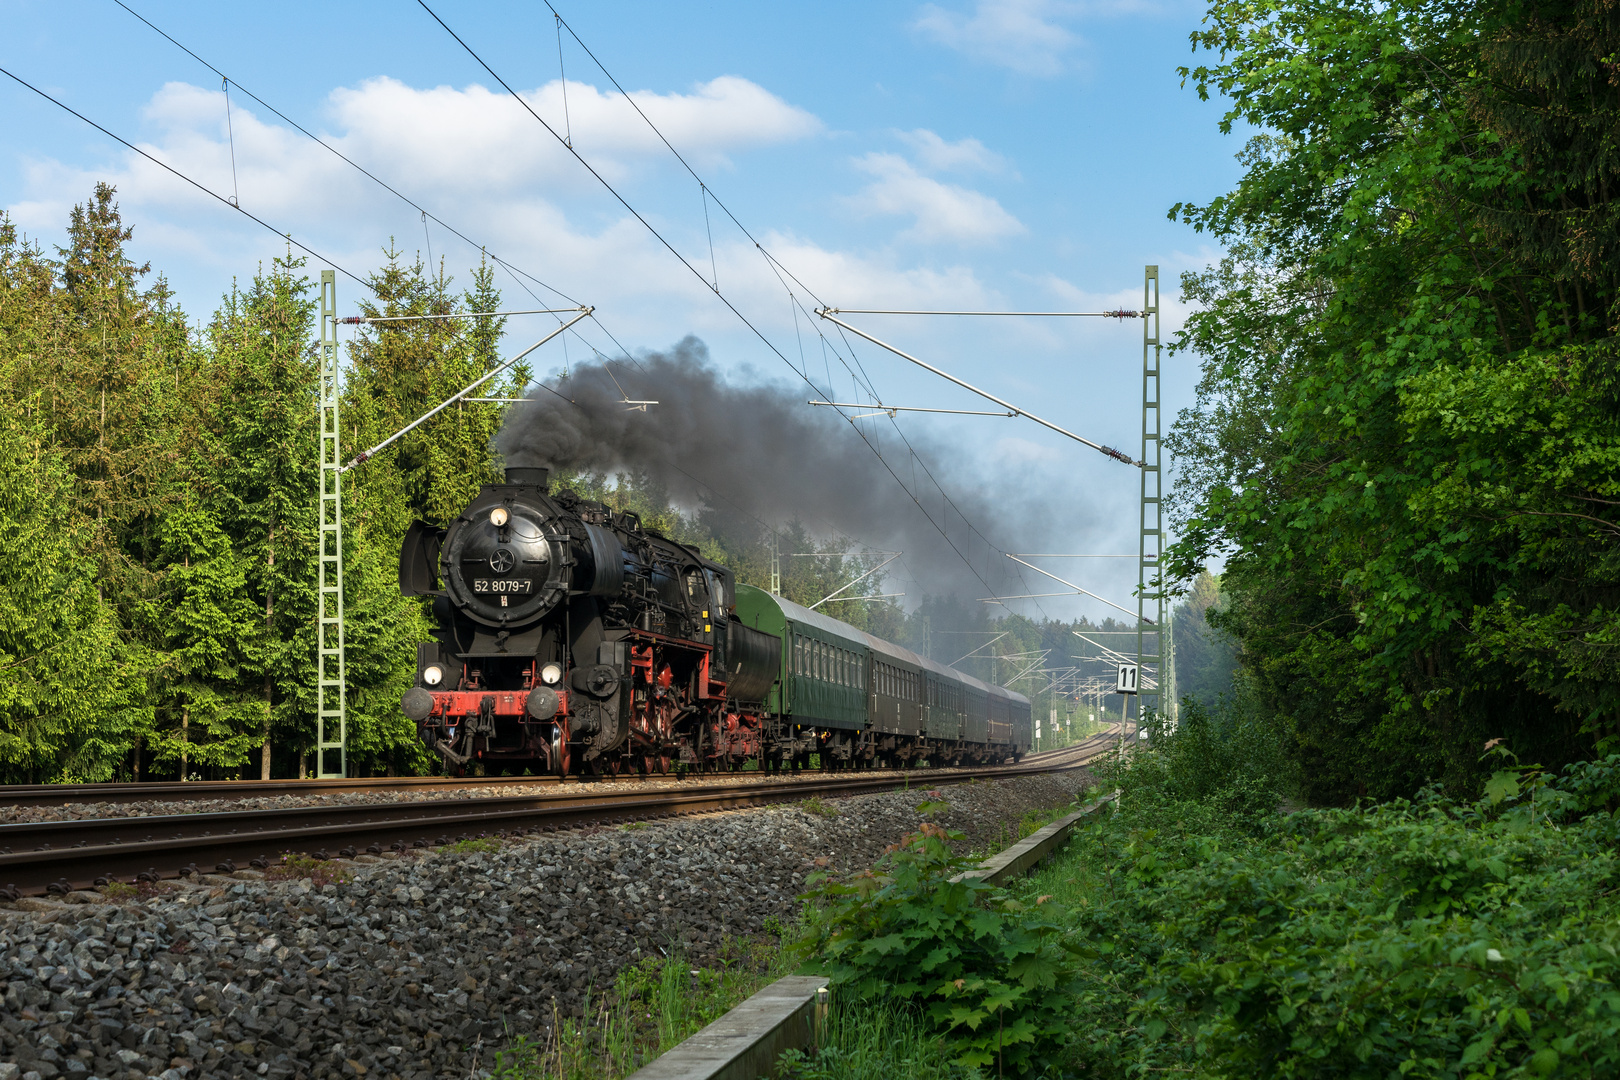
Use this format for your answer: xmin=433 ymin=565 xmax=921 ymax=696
xmin=446 ymin=837 xmax=504 ymax=854
xmin=792 ymin=822 xmax=1083 ymax=1077
xmin=488 ymin=938 xmax=793 ymax=1079
xmin=790 ymin=691 xmax=1620 ymax=1077
xmin=1010 ymin=741 xmax=1620 ymax=1078
xmin=776 ymin=997 xmax=981 ymax=1080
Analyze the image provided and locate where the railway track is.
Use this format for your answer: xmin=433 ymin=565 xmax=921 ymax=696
xmin=0 ymin=731 xmax=1121 ymax=898
xmin=0 ymin=731 xmax=1111 ymax=808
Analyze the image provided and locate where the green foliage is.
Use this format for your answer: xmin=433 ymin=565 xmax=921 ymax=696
xmin=1121 ymin=689 xmax=1297 ymax=834
xmin=795 ymin=823 xmax=1080 ymax=1076
xmin=798 ymin=797 xmax=840 ymax=818
xmin=775 ymin=996 xmax=979 ymax=1080
xmin=488 ymin=944 xmax=789 ymax=1079
xmin=264 ymin=853 xmax=355 ymax=887
xmin=1024 ymin=702 xmax=1620 ymax=1078
xmin=0 ymin=348 xmax=133 ymax=780
xmin=445 ymin=837 xmax=502 ymax=854
xmin=1164 ymin=0 xmax=1620 ymax=800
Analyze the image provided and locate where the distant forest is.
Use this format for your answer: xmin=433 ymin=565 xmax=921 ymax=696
xmin=0 ymin=190 xmax=1161 ymax=783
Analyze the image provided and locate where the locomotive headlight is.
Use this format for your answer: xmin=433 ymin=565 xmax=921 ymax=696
xmin=490 ymin=507 xmax=510 ymax=527
xmin=540 ymin=662 xmax=563 ymax=685
xmin=423 ymin=664 xmax=444 ymax=687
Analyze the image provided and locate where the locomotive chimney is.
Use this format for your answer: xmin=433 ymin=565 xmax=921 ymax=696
xmin=505 ymin=466 xmax=550 ymax=490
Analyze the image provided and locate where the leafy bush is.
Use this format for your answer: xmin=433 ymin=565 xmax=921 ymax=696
xmin=795 ymin=823 xmax=1080 ymax=1076
xmin=1027 ymin=749 xmax=1620 ymax=1078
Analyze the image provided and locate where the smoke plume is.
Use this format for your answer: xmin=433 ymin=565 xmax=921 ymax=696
xmin=495 ymin=336 xmax=1100 ymax=605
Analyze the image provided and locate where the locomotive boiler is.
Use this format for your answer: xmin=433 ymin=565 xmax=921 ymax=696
xmin=396 ymin=466 xmax=781 ymax=775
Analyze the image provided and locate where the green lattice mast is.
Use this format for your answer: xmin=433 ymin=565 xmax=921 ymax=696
xmin=316 ymin=271 xmax=347 ymax=778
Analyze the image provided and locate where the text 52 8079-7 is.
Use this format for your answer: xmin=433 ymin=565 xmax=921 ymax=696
xmin=473 ymin=579 xmax=533 ymax=594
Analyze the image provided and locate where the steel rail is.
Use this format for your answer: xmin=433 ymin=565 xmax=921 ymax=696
xmin=0 ymin=735 xmax=1119 ymax=897
xmin=2 ymin=746 xmax=1085 ymax=809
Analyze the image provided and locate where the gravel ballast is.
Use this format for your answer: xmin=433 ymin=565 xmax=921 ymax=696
xmin=0 ymin=771 xmax=1089 ymax=1080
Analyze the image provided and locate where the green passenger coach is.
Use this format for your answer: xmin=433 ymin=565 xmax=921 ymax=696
xmin=733 ymin=583 xmax=1031 ymax=769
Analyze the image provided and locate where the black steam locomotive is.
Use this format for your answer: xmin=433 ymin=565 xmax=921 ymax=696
xmin=397 ymin=466 xmax=1030 ymax=775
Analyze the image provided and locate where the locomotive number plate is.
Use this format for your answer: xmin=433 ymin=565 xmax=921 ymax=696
xmin=473 ymin=579 xmax=534 ymax=594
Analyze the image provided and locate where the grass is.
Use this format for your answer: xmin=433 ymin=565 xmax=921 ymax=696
xmin=446 ymin=837 xmax=503 ymax=854
xmin=774 ymin=997 xmax=981 ymax=1080
xmin=488 ymin=937 xmax=795 ymax=1079
xmin=798 ymin=797 xmax=839 ymax=818
xmin=264 ymin=852 xmax=355 ymax=887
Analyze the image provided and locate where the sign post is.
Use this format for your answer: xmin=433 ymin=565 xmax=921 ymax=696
xmin=1115 ymin=661 xmax=1138 ymax=762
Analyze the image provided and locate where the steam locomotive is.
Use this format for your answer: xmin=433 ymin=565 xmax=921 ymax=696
xmin=398 ymin=466 xmax=1030 ymax=775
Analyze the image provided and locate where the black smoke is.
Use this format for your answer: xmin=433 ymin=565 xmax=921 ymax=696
xmin=494 ymin=336 xmax=1097 ymax=604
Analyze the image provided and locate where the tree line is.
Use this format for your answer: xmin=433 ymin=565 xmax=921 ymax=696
xmin=0 ymin=186 xmax=1113 ymax=783
xmin=1164 ymin=0 xmax=1620 ymax=801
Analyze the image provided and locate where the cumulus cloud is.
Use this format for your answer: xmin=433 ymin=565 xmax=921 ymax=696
xmin=846 ymin=152 xmax=1025 ymax=244
xmin=13 ymin=74 xmax=820 ymax=226
xmin=895 ymin=129 xmax=1009 ymax=173
xmin=913 ymin=0 xmax=1082 ymax=77
xmin=326 ymin=74 xmax=821 ymax=191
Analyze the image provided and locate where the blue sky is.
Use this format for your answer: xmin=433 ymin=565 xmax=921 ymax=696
xmin=2 ymin=0 xmax=1241 ymax=623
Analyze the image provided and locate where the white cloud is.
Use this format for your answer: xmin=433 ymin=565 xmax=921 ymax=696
xmin=6 ymin=77 xmax=1019 ymax=374
xmin=718 ymin=229 xmax=995 ymax=312
xmin=895 ymin=129 xmax=1008 ymax=173
xmin=15 ymin=74 xmax=822 ymax=228
xmin=913 ymin=0 xmax=1082 ymax=77
xmin=326 ymin=74 xmax=821 ymax=191
xmin=847 ymin=153 xmax=1025 ymax=244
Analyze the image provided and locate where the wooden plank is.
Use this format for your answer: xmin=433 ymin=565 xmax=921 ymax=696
xmin=626 ymin=975 xmax=830 ymax=1080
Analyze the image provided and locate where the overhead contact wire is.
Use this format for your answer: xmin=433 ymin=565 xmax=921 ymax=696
xmin=110 ymin=0 xmax=643 ymax=384
xmin=0 ymin=63 xmax=372 ymax=292
xmin=414 ymin=1 xmax=1010 ymax=603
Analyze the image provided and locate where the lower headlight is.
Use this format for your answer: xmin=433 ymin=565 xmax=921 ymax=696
xmin=541 ymin=662 xmax=563 ymax=685
xmin=423 ymin=664 xmax=444 ymax=686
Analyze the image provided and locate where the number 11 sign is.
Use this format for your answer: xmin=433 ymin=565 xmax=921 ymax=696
xmin=1116 ymin=663 xmax=1139 ymax=695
